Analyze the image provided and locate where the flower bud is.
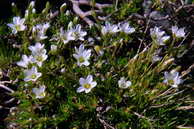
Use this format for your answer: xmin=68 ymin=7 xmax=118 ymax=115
xmin=160 ymin=58 xmax=174 ymax=72
xmin=65 ymin=10 xmax=70 ymax=16
xmin=67 ymin=21 xmax=73 ymax=29
xmin=50 ymin=45 xmax=57 ymax=52
xmin=60 ymin=3 xmax=67 ymax=13
xmin=73 ymin=16 xmax=79 ymax=24
xmin=29 ymin=1 xmax=35 ymax=8
xmin=11 ymin=2 xmax=15 ymax=6
xmin=32 ymin=8 xmax=36 ymax=14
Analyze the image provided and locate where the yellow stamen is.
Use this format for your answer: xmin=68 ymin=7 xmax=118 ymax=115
xmin=36 ymin=56 xmax=43 ymax=62
xmin=83 ymin=83 xmax=91 ymax=89
xmin=79 ymin=57 xmax=85 ymax=63
xmin=31 ymin=74 xmax=37 ymax=79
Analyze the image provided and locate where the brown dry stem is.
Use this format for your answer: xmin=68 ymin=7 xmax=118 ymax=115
xmin=69 ymin=0 xmax=111 ymax=26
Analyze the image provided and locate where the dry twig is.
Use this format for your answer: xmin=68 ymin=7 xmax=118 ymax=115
xmin=177 ymin=125 xmax=194 ymax=129
xmin=99 ymin=118 xmax=116 ymax=129
xmin=181 ymin=63 xmax=194 ymax=78
xmin=69 ymin=0 xmax=111 ymax=26
xmin=175 ymin=4 xmax=194 ymax=13
xmin=133 ymin=112 xmax=154 ymax=122
xmin=0 ymin=81 xmax=15 ymax=93
xmin=176 ymin=106 xmax=194 ymax=110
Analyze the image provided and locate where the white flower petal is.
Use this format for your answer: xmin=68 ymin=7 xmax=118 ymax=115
xmin=126 ymin=81 xmax=132 ymax=87
xmin=86 ymin=75 xmax=93 ymax=83
xmin=77 ymin=86 xmax=85 ymax=93
xmin=91 ymin=81 xmax=97 ymax=88
xmin=79 ymin=78 xmax=85 ymax=85
xmin=82 ymin=61 xmax=90 ymax=66
xmin=85 ymin=89 xmax=91 ymax=93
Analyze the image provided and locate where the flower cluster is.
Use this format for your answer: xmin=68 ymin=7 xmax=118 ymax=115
xmin=72 ymin=45 xmax=97 ymax=93
xmin=101 ymin=22 xmax=135 ymax=35
xmin=10 ymin=1 xmax=187 ymax=100
xmin=17 ymin=43 xmax=48 ymax=69
xmin=150 ymin=25 xmax=186 ymax=46
xmin=149 ymin=26 xmax=185 ymax=87
xmin=4 ymin=1 xmax=193 ymax=128
xmin=52 ymin=23 xmax=87 ymax=45
xmin=150 ymin=27 xmax=170 ymax=45
xmin=150 ymin=25 xmax=186 ymax=64
xmin=11 ymin=4 xmax=51 ymax=99
xmin=72 ymin=44 xmax=97 ymax=93
xmin=29 ymin=43 xmax=48 ymax=67
xmin=17 ymin=42 xmax=48 ymax=98
xmin=51 ymin=22 xmax=97 ymax=93
xmin=17 ymin=43 xmax=48 ymax=90
xmin=171 ymin=26 xmax=185 ymax=38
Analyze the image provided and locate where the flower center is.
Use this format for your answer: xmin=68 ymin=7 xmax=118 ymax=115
xmin=38 ymin=92 xmax=45 ymax=97
xmin=73 ymin=32 xmax=79 ymax=39
xmin=120 ymin=83 xmax=126 ymax=88
xmin=15 ymin=25 xmax=21 ymax=30
xmin=167 ymin=79 xmax=174 ymax=85
xmin=83 ymin=83 xmax=91 ymax=89
xmin=36 ymin=56 xmax=43 ymax=62
xmin=79 ymin=57 xmax=85 ymax=63
xmin=62 ymin=35 xmax=67 ymax=40
xmin=31 ymin=74 xmax=37 ymax=79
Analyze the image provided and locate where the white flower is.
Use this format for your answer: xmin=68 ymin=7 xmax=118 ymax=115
xmin=60 ymin=68 xmax=66 ymax=73
xmin=24 ymin=66 xmax=42 ymax=82
xmin=29 ymin=43 xmax=48 ymax=67
xmin=101 ymin=22 xmax=120 ymax=35
xmin=88 ymin=37 xmax=95 ymax=45
xmin=7 ymin=16 xmax=26 ymax=34
xmin=152 ymin=54 xmax=162 ymax=63
xmin=32 ymin=85 xmax=46 ymax=99
xmin=31 ymin=54 xmax=48 ymax=67
xmin=50 ymin=44 xmax=57 ymax=52
xmin=77 ymin=75 xmax=97 ymax=93
xmin=163 ymin=70 xmax=182 ymax=88
xmin=28 ymin=42 xmax=46 ymax=55
xmin=118 ymin=77 xmax=132 ymax=89
xmin=17 ymin=55 xmax=33 ymax=68
xmin=70 ymin=24 xmax=87 ymax=41
xmin=59 ymin=27 xmax=75 ymax=44
xmin=150 ymin=27 xmax=170 ymax=45
xmin=152 ymin=49 xmax=162 ymax=63
xmin=32 ymin=23 xmax=50 ymax=41
xmin=118 ymin=22 xmax=135 ymax=34
xmin=73 ymin=44 xmax=91 ymax=66
xmin=171 ymin=26 xmax=185 ymax=38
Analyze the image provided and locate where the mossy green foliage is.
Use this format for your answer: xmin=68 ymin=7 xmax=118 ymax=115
xmin=1 ymin=0 xmax=194 ymax=129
